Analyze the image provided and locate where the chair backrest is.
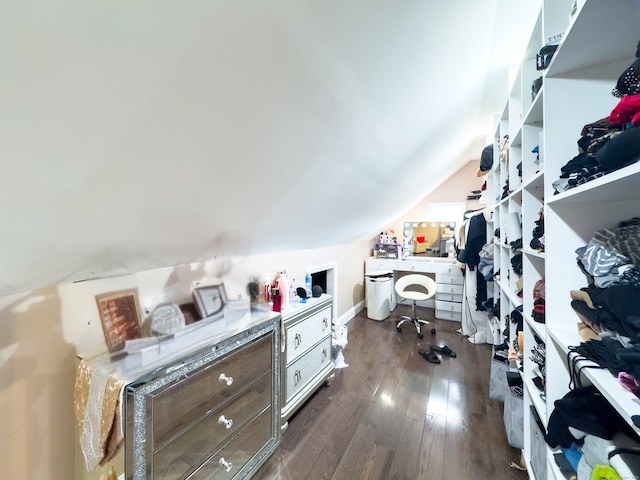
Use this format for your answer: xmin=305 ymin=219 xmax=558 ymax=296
xmin=394 ymin=274 xmax=437 ymax=302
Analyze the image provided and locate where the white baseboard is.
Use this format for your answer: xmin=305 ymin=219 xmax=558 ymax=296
xmin=337 ymin=300 xmax=364 ymax=327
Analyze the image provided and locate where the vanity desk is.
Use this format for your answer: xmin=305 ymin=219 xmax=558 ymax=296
xmin=365 ymin=257 xmax=464 ymax=321
xmin=75 ymin=305 xmax=281 ymax=480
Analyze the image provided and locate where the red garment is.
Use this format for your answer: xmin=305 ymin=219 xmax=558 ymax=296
xmin=609 ymin=93 xmax=640 ymax=126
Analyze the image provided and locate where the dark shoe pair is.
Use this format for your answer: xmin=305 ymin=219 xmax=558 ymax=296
xmin=430 ymin=344 xmax=457 ymax=358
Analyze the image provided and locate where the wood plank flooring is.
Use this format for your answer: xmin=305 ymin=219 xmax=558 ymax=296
xmin=253 ymin=305 xmax=527 ymax=480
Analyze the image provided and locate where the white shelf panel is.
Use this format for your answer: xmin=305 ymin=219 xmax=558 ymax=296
xmin=524 ymin=88 xmax=543 ymax=126
xmin=523 ymin=170 xmax=544 ymax=192
xmin=547 ymin=325 xmax=581 ymax=352
xmin=522 ymin=248 xmax=545 ymax=260
xmin=524 ymin=311 xmax=546 ymax=340
xmin=549 ymin=451 xmax=567 ymax=480
xmin=568 ymin=352 xmax=640 ymax=438
xmin=546 ymin=0 xmax=640 ymax=77
xmin=548 ymin=162 xmax=640 ymax=206
xmin=548 ymin=329 xmax=640 ymax=438
xmin=525 ymin=379 xmax=547 ymax=426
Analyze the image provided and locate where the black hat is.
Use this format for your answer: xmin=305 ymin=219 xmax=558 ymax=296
xmin=312 ymin=285 xmax=323 ymax=297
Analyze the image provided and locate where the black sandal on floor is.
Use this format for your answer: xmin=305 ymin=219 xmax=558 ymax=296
xmin=419 ymin=349 xmax=441 ymax=364
xmin=430 ymin=344 xmax=457 ymax=358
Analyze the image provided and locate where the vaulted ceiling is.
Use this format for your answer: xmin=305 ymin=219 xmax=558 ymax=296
xmin=1 ymin=0 xmax=541 ymax=295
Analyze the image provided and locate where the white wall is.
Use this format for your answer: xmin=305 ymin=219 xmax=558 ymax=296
xmin=387 ymin=160 xmax=483 ymax=236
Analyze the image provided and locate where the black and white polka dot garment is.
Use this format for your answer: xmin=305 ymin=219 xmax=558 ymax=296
xmin=612 ymin=58 xmax=640 ymax=98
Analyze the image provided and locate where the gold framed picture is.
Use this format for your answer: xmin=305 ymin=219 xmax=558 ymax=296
xmin=95 ymin=288 xmax=143 ymax=353
xmin=193 ymin=283 xmax=228 ymax=319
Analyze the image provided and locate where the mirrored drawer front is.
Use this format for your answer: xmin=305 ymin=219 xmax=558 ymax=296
xmin=435 ymin=300 xmax=462 ymax=313
xmin=153 ymin=371 xmax=272 ymax=476
xmin=150 ymin=335 xmax=272 ymax=446
xmin=285 ymin=335 xmax=332 ymax=402
xmin=436 ymin=309 xmax=462 ymax=321
xmin=436 ymin=292 xmax=463 ymax=303
xmin=437 ymin=273 xmax=463 ymax=285
xmin=187 ymin=407 xmax=273 ymax=480
xmin=435 ymin=283 xmax=463 ymax=295
xmin=285 ymin=306 xmax=332 ymax=364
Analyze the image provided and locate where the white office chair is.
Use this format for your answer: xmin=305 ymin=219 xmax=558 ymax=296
xmin=394 ymin=274 xmax=437 ymax=339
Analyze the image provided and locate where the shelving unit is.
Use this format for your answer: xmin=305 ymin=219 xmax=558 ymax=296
xmin=488 ymin=1 xmax=640 ymax=478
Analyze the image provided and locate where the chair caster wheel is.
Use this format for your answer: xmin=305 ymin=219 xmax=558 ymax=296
xmin=431 ymin=328 xmax=436 ymax=335
xmin=396 ymin=327 xmax=402 ymax=332
xmin=418 ymin=333 xmax=424 ymax=339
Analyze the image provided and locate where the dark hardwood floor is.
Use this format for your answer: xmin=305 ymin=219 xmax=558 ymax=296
xmin=253 ymin=305 xmax=527 ymax=480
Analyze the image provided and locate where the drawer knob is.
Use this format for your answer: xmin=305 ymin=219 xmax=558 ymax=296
xmin=218 ymin=415 xmax=234 ymax=429
xmin=218 ymin=373 xmax=233 ymax=386
xmin=322 ymin=347 xmax=328 ymax=361
xmin=323 ymin=317 xmax=329 ymax=329
xmin=219 ymin=458 xmax=233 ymax=472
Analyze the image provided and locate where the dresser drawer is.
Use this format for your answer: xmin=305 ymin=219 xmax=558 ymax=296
xmin=435 ymin=300 xmax=462 ymax=312
xmin=150 ymin=334 xmax=272 ymax=446
xmin=436 ymin=309 xmax=462 ymax=321
xmin=436 ymin=292 xmax=463 ymax=303
xmin=187 ymin=407 xmax=273 ymax=480
xmin=365 ymin=258 xmax=398 ymax=273
xmin=285 ymin=306 xmax=331 ymax=364
xmin=435 ymin=283 xmax=463 ymax=295
xmin=437 ymin=273 xmax=463 ymax=285
xmin=285 ymin=335 xmax=332 ymax=403
xmin=153 ymin=371 xmax=272 ymax=477
xmin=431 ymin=263 xmax=462 ymax=275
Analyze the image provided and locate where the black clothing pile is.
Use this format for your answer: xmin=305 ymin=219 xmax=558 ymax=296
xmin=530 ymin=208 xmax=545 ymax=251
xmin=511 ymin=252 xmax=522 ymax=276
xmin=545 ymin=386 xmax=635 ymax=449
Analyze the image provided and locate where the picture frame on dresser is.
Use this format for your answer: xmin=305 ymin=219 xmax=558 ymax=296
xmin=95 ymin=288 xmax=143 ymax=353
xmin=193 ymin=282 xmax=228 ymax=319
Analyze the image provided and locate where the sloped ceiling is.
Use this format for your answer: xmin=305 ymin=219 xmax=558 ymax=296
xmin=1 ymin=0 xmax=541 ymax=295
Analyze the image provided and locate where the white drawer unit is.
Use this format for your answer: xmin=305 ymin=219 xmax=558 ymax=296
xmin=365 ymin=257 xmax=464 ymax=321
xmin=435 ymin=267 xmax=463 ymax=322
xmin=280 ymin=294 xmax=335 ymax=427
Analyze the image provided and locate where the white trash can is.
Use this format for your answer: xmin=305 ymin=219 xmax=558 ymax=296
xmin=365 ymin=271 xmax=394 ymax=321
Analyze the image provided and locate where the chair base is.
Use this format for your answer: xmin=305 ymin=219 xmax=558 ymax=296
xmin=396 ymin=315 xmax=436 ymax=339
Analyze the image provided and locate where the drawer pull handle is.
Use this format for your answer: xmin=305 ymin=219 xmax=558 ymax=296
xmin=219 ymin=458 xmax=233 ymax=472
xmin=218 ymin=373 xmax=233 ymax=386
xmin=322 ymin=317 xmax=329 ymax=329
xmin=294 ymin=333 xmax=302 ymax=348
xmin=322 ymin=348 xmax=328 ymax=360
xmin=218 ymin=415 xmax=234 ymax=429
xmin=294 ymin=369 xmax=302 ymax=386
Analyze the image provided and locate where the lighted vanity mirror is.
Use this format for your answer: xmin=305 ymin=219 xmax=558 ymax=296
xmin=403 ymin=221 xmax=456 ymax=257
